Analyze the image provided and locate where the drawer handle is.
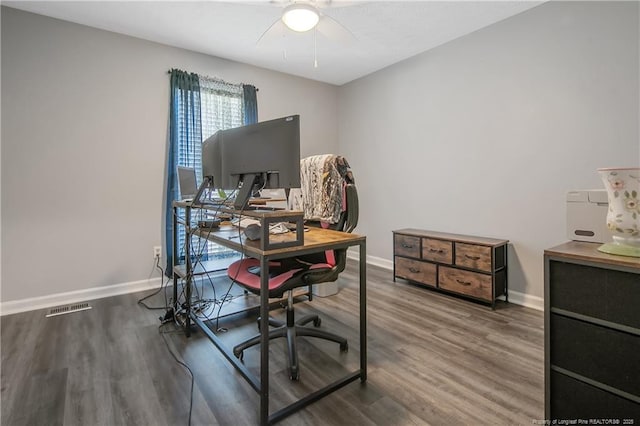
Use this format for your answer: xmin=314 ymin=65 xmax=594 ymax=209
xmin=464 ymin=254 xmax=481 ymax=260
xmin=456 ymin=279 xmax=472 ymax=286
xmin=429 ymin=248 xmax=445 ymax=253
xmin=409 ymin=267 xmax=420 ymax=273
xmin=402 ymin=244 xmax=414 ymax=249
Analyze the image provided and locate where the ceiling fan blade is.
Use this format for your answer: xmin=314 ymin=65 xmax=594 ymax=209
xmin=316 ymin=12 xmax=356 ymax=44
xmin=256 ymin=17 xmax=286 ymax=46
xmin=317 ymin=0 xmax=361 ymax=9
xmin=240 ymin=0 xmax=287 ymax=6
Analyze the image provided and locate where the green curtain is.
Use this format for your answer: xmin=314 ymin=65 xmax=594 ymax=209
xmin=165 ymin=69 xmax=201 ymax=276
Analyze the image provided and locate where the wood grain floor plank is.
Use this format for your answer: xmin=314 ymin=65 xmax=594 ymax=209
xmin=1 ymin=261 xmax=543 ymax=425
xmin=19 ymin=368 xmax=68 ymax=426
xmin=61 ymin=307 xmax=115 ymax=426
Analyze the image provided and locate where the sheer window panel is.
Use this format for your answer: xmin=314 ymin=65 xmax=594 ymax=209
xmin=177 ymin=77 xmax=245 ymax=260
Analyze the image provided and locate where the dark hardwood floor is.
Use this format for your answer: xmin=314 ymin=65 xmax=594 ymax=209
xmin=1 ymin=261 xmax=543 ymax=425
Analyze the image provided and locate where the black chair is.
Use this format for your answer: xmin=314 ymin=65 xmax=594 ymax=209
xmin=227 ymin=183 xmax=358 ymax=380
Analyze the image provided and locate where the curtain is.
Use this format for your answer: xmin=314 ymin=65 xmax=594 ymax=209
xmin=198 ymin=77 xmax=245 ymax=259
xmin=242 ymin=84 xmax=258 ymax=125
xmin=200 ymin=77 xmax=244 ymax=142
xmin=165 ymin=69 xmax=201 ymax=276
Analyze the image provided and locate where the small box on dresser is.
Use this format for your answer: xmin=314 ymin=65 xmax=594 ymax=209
xmin=544 ymin=241 xmax=640 ymax=422
xmin=392 ymin=229 xmax=508 ymax=309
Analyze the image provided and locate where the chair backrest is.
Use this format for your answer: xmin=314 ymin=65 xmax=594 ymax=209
xmin=229 ymin=158 xmax=358 ymax=297
xmin=338 ymin=183 xmax=359 ymax=233
xmin=295 ymin=183 xmax=358 ymax=282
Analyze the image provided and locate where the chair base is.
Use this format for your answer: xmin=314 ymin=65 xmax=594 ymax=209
xmin=233 ymin=309 xmax=348 ymax=381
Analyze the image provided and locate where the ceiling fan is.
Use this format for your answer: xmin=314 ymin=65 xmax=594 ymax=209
xmin=255 ymin=0 xmax=357 ymax=67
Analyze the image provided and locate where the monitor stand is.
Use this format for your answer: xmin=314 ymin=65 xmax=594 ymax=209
xmin=191 ymin=176 xmax=212 ymax=207
xmin=233 ymin=173 xmax=263 ymax=210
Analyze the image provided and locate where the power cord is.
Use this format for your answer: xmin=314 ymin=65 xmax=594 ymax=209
xmin=185 ymin=184 xmax=249 ymax=333
xmin=138 ymin=255 xmax=170 ymax=311
xmin=159 ymin=324 xmax=194 ymax=426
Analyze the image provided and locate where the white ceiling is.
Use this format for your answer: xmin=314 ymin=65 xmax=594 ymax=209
xmin=4 ymin=1 xmax=544 ymax=85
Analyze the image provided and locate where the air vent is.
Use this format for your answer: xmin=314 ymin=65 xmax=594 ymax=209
xmin=46 ymin=302 xmax=92 ymax=317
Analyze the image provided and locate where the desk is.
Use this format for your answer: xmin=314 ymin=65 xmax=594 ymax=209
xmin=172 ymin=201 xmax=367 ymax=425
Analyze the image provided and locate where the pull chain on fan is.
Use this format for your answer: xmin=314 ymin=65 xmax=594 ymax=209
xmin=314 ymin=27 xmax=318 ymax=68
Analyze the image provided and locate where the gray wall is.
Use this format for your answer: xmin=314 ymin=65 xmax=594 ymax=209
xmin=2 ymin=2 xmax=639 ymax=306
xmin=338 ymin=1 xmax=639 ymax=300
xmin=1 ymin=7 xmax=339 ymax=302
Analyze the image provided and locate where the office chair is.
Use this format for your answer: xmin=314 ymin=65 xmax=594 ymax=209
xmin=228 ymin=182 xmax=358 ymax=380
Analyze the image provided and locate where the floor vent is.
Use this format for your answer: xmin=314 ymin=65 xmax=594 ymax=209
xmin=46 ymin=302 xmax=92 ymax=318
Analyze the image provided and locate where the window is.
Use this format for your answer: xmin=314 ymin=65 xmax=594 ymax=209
xmin=177 ymin=77 xmax=245 ymax=260
xmin=195 ymin=77 xmax=245 ymax=182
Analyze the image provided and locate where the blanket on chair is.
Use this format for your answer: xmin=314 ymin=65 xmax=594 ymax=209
xmin=288 ymin=154 xmax=354 ymax=224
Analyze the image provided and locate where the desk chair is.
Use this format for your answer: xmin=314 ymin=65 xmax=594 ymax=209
xmin=228 ymin=183 xmax=358 ymax=380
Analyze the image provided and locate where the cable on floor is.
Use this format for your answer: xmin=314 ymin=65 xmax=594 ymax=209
xmin=159 ymin=324 xmax=194 ymax=426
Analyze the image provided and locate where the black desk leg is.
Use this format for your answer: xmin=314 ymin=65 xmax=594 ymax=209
xmin=504 ymin=245 xmax=509 ymax=303
xmin=184 ymin=205 xmax=192 ymax=336
xmin=172 ymin=206 xmax=178 ymax=317
xmin=360 ymin=241 xmax=367 ymax=382
xmin=259 ymin=256 xmax=270 ymax=426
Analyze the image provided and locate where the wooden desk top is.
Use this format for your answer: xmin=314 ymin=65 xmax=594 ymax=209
xmin=544 ymin=241 xmax=640 ymax=270
xmin=173 ymin=199 xmax=290 ymax=211
xmin=194 ymin=226 xmax=365 ymax=259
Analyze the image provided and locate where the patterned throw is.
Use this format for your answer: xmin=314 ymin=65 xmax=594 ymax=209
xmin=289 ymin=154 xmax=355 ymax=224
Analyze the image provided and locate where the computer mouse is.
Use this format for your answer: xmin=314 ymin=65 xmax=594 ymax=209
xmin=244 ymin=223 xmax=262 ymax=240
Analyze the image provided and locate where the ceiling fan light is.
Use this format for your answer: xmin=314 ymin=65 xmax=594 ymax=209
xmin=282 ymin=4 xmax=320 ymax=32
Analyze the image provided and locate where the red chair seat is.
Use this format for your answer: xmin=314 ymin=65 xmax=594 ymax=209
xmin=227 ymin=258 xmax=333 ymax=295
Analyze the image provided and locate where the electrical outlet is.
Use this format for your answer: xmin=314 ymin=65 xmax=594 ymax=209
xmin=153 ymin=246 xmax=162 ymax=258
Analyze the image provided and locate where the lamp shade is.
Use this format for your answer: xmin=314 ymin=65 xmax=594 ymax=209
xmin=282 ymin=4 xmax=320 ymax=32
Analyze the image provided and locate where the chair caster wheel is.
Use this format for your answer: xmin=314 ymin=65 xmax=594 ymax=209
xmin=340 ymin=342 xmax=348 ymax=352
xmin=313 ymin=318 xmax=321 ymax=327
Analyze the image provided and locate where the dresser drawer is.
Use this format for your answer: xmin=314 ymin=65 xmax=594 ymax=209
xmin=395 ymin=257 xmax=436 ymax=287
xmin=421 ymin=238 xmax=453 ymax=264
xmin=551 ymin=370 xmax=640 ymax=420
xmin=551 ymin=314 xmax=640 ymax=397
xmin=455 ymin=243 xmax=492 ymax=272
xmin=439 ymin=266 xmax=492 ymax=300
xmin=549 ymin=261 xmax=640 ymax=329
xmin=394 ymin=234 xmax=421 ymax=258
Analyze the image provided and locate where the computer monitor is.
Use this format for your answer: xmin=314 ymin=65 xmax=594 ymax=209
xmin=177 ymin=166 xmax=198 ymax=200
xmin=202 ymin=115 xmax=301 ymax=210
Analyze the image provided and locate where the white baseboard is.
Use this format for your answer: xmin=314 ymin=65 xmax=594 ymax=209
xmin=347 ymin=249 xmax=393 ymax=270
xmin=2 ymin=255 xmax=544 ymax=316
xmin=499 ymin=291 xmax=543 ymax=311
xmin=0 ymin=277 xmax=164 ymax=316
xmin=347 ymin=250 xmax=543 ymax=311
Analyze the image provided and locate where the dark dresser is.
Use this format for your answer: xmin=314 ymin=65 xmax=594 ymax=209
xmin=544 ymin=241 xmax=640 ymax=422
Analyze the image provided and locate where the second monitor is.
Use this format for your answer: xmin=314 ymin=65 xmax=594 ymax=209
xmin=202 ymin=115 xmax=301 ymax=210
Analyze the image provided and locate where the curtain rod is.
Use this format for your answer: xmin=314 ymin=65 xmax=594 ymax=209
xmin=167 ymin=69 xmax=259 ymax=91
